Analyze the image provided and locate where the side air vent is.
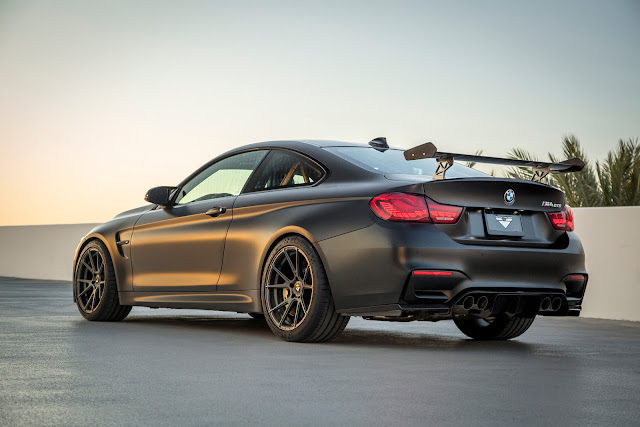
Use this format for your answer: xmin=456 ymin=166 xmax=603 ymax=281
xmin=115 ymin=229 xmax=133 ymax=258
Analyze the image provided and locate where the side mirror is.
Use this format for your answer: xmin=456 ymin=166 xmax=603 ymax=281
xmin=144 ymin=186 xmax=176 ymax=207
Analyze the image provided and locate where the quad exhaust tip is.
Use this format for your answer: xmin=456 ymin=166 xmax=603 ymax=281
xmin=540 ymin=296 xmax=563 ymax=312
xmin=540 ymin=297 xmax=551 ymax=311
xmin=460 ymin=295 xmax=489 ymax=311
xmin=477 ymin=296 xmax=489 ymax=310
xmin=456 ymin=294 xmax=563 ymax=313
xmin=463 ymin=296 xmax=474 ymax=310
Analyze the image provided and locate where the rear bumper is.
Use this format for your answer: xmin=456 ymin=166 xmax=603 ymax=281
xmin=317 ymin=221 xmax=587 ymax=317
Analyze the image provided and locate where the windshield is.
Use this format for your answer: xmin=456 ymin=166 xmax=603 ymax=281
xmin=327 ymin=147 xmax=489 ymax=179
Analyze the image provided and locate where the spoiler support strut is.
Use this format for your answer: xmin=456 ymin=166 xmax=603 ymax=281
xmin=531 ymin=167 xmax=550 ymax=183
xmin=434 ymin=156 xmax=453 ymax=180
xmin=403 ymin=142 xmax=584 ymax=182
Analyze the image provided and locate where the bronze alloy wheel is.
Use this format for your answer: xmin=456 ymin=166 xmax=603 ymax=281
xmin=265 ymin=245 xmax=314 ymax=331
xmin=74 ymin=240 xmax=132 ymax=322
xmin=260 ymin=236 xmax=349 ymax=342
xmin=76 ymin=247 xmax=106 ymax=313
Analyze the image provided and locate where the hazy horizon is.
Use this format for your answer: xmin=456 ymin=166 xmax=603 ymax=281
xmin=1 ymin=0 xmax=638 ymax=225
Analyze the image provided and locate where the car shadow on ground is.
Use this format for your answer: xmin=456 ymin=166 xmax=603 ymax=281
xmin=118 ymin=314 xmax=538 ymax=353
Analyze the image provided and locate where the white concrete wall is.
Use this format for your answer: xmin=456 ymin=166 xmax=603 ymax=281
xmin=0 ymin=207 xmax=638 ymax=321
xmin=0 ymin=224 xmax=99 ymax=281
xmin=573 ymin=207 xmax=640 ymax=321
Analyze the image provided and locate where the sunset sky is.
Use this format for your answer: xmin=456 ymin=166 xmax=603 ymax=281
xmin=1 ymin=0 xmax=638 ymax=225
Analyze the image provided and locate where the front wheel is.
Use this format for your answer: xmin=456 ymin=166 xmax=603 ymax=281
xmin=261 ymin=236 xmax=349 ymax=342
xmin=454 ymin=317 xmax=535 ymax=340
xmin=74 ymin=240 xmax=132 ymax=321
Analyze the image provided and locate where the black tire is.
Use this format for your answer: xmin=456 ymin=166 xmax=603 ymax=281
xmin=454 ymin=317 xmax=535 ymax=340
xmin=74 ymin=240 xmax=132 ymax=322
xmin=261 ymin=236 xmax=349 ymax=342
xmin=248 ymin=312 xmax=265 ymax=320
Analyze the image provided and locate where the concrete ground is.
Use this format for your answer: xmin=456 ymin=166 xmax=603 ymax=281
xmin=1 ymin=278 xmax=639 ymax=427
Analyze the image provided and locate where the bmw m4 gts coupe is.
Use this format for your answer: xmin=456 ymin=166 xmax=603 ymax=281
xmin=73 ymin=138 xmax=588 ymax=342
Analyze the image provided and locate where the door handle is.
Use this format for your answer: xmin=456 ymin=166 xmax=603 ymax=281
xmin=205 ymin=206 xmax=227 ymax=217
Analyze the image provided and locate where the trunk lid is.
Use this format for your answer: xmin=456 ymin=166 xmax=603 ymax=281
xmin=422 ymin=177 xmax=568 ymax=248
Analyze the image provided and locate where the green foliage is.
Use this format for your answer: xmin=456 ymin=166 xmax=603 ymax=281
xmin=505 ymin=148 xmax=539 ymax=182
xmin=548 ymin=136 xmax=601 ymax=207
xmin=502 ymin=135 xmax=640 ymax=207
xmin=597 ymin=138 xmax=640 ymax=206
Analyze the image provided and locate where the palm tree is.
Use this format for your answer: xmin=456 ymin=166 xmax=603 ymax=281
xmin=505 ymin=135 xmax=600 ymax=207
xmin=597 ymin=138 xmax=640 ymax=206
xmin=503 ymin=135 xmax=640 ymax=207
xmin=548 ymin=135 xmax=601 ymax=207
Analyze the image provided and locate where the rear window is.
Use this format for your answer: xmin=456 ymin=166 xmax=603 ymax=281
xmin=326 ymin=147 xmax=489 ymax=179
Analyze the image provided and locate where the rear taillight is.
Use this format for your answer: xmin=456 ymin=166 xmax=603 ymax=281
xmin=369 ymin=193 xmax=462 ymax=224
xmin=425 ymin=198 xmax=463 ymax=224
xmin=547 ymin=205 xmax=574 ymax=231
xmin=369 ymin=193 xmax=430 ymax=222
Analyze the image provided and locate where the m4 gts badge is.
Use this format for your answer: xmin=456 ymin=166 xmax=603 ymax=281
xmin=541 ymin=201 xmax=562 ymax=208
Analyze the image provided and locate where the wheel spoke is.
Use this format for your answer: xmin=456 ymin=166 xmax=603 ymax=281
xmin=272 ymin=266 xmax=292 ymax=283
xmin=293 ymin=300 xmax=301 ymax=327
xmin=77 ymin=285 xmax=92 ymax=298
xmin=299 ymin=297 xmax=307 ymax=314
xmin=86 ymin=291 xmax=95 ymax=311
xmin=88 ymin=252 xmax=96 ymax=272
xmin=295 ymin=249 xmax=299 ymax=277
xmin=78 ymin=279 xmax=93 ymax=284
xmin=269 ymin=299 xmax=287 ymax=314
xmin=266 ymin=282 xmax=288 ymax=289
xmin=278 ymin=300 xmax=294 ymax=326
xmin=82 ymin=261 xmax=94 ymax=274
xmin=284 ymin=250 xmax=296 ymax=278
xmin=302 ymin=266 xmax=310 ymax=284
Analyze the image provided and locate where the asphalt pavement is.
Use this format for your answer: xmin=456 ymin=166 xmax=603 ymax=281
xmin=1 ymin=278 xmax=639 ymax=426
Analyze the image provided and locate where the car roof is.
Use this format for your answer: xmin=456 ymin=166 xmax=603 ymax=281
xmin=239 ymin=139 xmax=403 ymax=150
xmin=296 ymin=139 xmax=373 ymax=148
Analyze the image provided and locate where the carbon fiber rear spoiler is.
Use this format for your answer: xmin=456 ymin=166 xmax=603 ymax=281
xmin=403 ymin=142 xmax=585 ymax=182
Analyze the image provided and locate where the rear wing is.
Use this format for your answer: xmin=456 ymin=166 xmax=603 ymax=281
xmin=403 ymin=142 xmax=585 ymax=182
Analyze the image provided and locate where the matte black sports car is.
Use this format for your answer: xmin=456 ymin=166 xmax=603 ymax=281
xmin=73 ymin=138 xmax=588 ymax=342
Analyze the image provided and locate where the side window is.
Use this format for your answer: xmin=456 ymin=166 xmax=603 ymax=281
xmin=250 ymin=150 xmax=324 ymax=191
xmin=175 ymin=150 xmax=267 ymax=205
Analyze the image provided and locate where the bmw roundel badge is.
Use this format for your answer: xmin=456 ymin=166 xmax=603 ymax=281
xmin=504 ymin=189 xmax=515 ymax=205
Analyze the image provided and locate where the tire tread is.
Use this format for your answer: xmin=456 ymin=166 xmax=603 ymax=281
xmin=454 ymin=317 xmax=535 ymax=340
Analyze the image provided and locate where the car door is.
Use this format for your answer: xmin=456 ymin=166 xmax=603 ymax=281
xmin=218 ymin=149 xmax=327 ymax=293
xmin=130 ymin=149 xmax=268 ymax=292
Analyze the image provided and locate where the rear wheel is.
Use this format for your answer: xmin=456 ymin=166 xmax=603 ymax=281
xmin=261 ymin=236 xmax=349 ymax=342
xmin=74 ymin=240 xmax=132 ymax=321
xmin=454 ymin=317 xmax=535 ymax=340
